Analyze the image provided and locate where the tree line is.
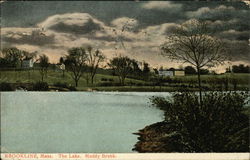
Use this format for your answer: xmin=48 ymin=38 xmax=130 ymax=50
xmin=0 ymin=46 xmax=151 ymax=87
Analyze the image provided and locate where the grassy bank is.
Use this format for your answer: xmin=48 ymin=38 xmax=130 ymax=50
xmin=0 ymin=70 xmax=249 ymax=91
xmin=0 ymin=70 xmax=144 ymax=86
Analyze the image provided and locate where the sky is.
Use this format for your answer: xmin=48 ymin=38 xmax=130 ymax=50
xmin=1 ymin=1 xmax=249 ymax=72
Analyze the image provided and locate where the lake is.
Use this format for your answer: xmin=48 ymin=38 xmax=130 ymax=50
xmin=0 ymin=92 xmax=170 ymax=153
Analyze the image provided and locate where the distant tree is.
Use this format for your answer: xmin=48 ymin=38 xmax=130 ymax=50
xmin=59 ymin=57 xmax=65 ymax=64
xmin=86 ymin=46 xmax=105 ymax=85
xmin=1 ymin=47 xmax=22 ymax=67
xmin=225 ymin=67 xmax=232 ymax=73
xmin=108 ymin=56 xmax=134 ymax=85
xmin=200 ymin=68 xmax=209 ymax=75
xmin=232 ymin=64 xmax=250 ymax=73
xmin=169 ymin=67 xmax=175 ymax=71
xmin=184 ymin=66 xmax=196 ymax=75
xmin=1 ymin=48 xmax=37 ymax=68
xmin=142 ymin=62 xmax=150 ymax=80
xmin=130 ymin=59 xmax=142 ymax=79
xmin=153 ymin=68 xmax=159 ymax=74
xmin=38 ymin=54 xmax=49 ymax=82
xmin=0 ymin=58 xmax=10 ymax=68
xmin=161 ymin=19 xmax=226 ymax=103
xmin=65 ymin=47 xmax=87 ymax=87
xmin=159 ymin=66 xmax=164 ymax=71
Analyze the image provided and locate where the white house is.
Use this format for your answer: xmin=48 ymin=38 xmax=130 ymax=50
xmin=158 ymin=70 xmax=185 ymax=77
xmin=174 ymin=70 xmax=185 ymax=76
xmin=22 ymin=59 xmax=34 ymax=68
xmin=55 ymin=63 xmax=65 ymax=72
xmin=158 ymin=70 xmax=174 ymax=77
xmin=59 ymin=63 xmax=65 ymax=70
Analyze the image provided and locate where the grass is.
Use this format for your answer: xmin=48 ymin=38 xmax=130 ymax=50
xmin=0 ymin=69 xmax=249 ymax=91
xmin=173 ymin=73 xmax=250 ymax=85
xmin=0 ymin=69 xmax=145 ymax=89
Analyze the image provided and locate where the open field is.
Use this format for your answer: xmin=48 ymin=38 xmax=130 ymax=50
xmin=0 ymin=69 xmax=249 ymax=91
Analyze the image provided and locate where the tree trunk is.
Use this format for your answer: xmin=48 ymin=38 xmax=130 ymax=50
xmin=20 ymin=60 xmax=23 ymax=68
xmin=197 ymin=67 xmax=202 ymax=105
xmin=118 ymin=76 xmax=122 ymax=85
xmin=121 ymin=77 xmax=125 ymax=86
xmin=75 ymin=79 xmax=78 ymax=87
xmin=86 ymin=74 xmax=89 ymax=85
xmin=41 ymin=73 xmax=44 ymax=82
xmin=91 ymin=75 xmax=94 ymax=84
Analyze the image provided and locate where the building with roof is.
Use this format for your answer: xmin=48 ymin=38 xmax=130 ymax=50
xmin=158 ymin=69 xmax=185 ymax=77
xmin=22 ymin=59 xmax=34 ymax=68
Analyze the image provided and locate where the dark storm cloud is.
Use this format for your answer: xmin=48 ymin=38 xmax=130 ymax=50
xmin=218 ymin=30 xmax=249 ymax=41
xmin=0 ymin=1 xmax=186 ymax=28
xmin=2 ymin=30 xmax=55 ymax=46
xmin=1 ymin=1 xmax=249 ymax=65
xmin=201 ymin=19 xmax=250 ymax=38
xmin=1 ymin=1 xmax=248 ymax=28
xmin=223 ymin=39 xmax=250 ymax=62
xmin=49 ymin=20 xmax=101 ymax=35
xmin=91 ymin=35 xmax=132 ymax=42
xmin=186 ymin=5 xmax=250 ymax=31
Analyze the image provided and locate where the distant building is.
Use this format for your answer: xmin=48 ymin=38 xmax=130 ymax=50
xmin=158 ymin=69 xmax=185 ymax=77
xmin=55 ymin=63 xmax=65 ymax=72
xmin=159 ymin=70 xmax=174 ymax=77
xmin=174 ymin=70 xmax=185 ymax=76
xmin=59 ymin=64 xmax=65 ymax=70
xmin=22 ymin=59 xmax=34 ymax=68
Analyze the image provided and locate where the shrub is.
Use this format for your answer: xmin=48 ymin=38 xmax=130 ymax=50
xmin=101 ymin=78 xmax=108 ymax=81
xmin=150 ymin=92 xmax=249 ymax=152
xmin=98 ymin=82 xmax=122 ymax=86
xmin=108 ymin=78 xmax=114 ymax=82
xmin=53 ymin=82 xmax=77 ymax=91
xmin=53 ymin=82 xmax=68 ymax=88
xmin=33 ymin=81 xmax=49 ymax=91
xmin=68 ymin=85 xmax=77 ymax=91
xmin=101 ymin=78 xmax=114 ymax=82
xmin=0 ymin=82 xmax=13 ymax=91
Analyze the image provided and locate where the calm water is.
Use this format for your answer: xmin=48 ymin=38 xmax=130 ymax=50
xmin=0 ymin=92 xmax=170 ymax=153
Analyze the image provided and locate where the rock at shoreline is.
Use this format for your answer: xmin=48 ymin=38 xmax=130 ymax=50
xmin=133 ymin=121 xmax=185 ymax=153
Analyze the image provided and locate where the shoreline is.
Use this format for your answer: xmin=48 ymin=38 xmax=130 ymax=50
xmin=133 ymin=121 xmax=173 ymax=152
xmin=9 ymin=85 xmax=250 ymax=92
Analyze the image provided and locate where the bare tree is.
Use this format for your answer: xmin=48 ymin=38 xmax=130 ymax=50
xmin=86 ymin=46 xmax=105 ymax=85
xmin=108 ymin=56 xmax=134 ymax=85
xmin=161 ymin=20 xmax=226 ymax=103
xmin=65 ymin=47 xmax=87 ymax=87
xmin=38 ymin=54 xmax=49 ymax=82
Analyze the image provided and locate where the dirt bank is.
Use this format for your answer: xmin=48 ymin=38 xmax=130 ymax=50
xmin=133 ymin=121 xmax=185 ymax=152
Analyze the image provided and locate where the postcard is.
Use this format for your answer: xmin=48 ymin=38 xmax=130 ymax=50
xmin=0 ymin=0 xmax=249 ymax=160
